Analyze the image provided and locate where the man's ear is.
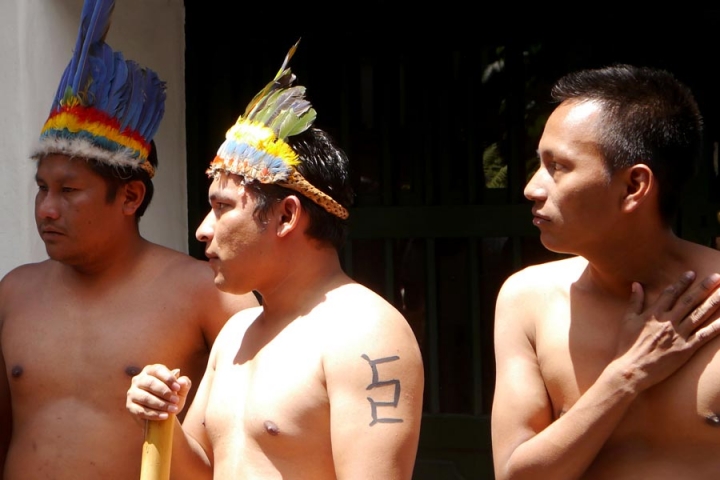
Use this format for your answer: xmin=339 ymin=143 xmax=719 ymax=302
xmin=622 ymin=163 xmax=653 ymax=213
xmin=121 ymin=180 xmax=146 ymax=216
xmin=276 ymin=195 xmax=302 ymax=237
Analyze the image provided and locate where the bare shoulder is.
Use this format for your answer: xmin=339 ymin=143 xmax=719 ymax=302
xmin=319 ymin=282 xmax=424 ymax=439
xmin=685 ymin=240 xmax=720 ymax=276
xmin=319 ymin=282 xmax=422 ymax=363
xmin=326 ymin=282 xmax=413 ymax=333
xmin=141 ymin=244 xmax=258 ymax=342
xmin=213 ymin=306 xmax=263 ymax=349
xmin=0 ymin=261 xmax=54 ymax=330
xmin=499 ymin=255 xmax=586 ymax=300
xmin=494 ymin=256 xmax=586 ymax=342
xmin=0 ymin=260 xmax=54 ymax=301
xmin=144 ymin=244 xmax=214 ymax=284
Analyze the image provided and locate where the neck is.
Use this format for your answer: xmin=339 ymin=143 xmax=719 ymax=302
xmin=61 ymin=231 xmax=149 ymax=281
xmin=579 ymin=223 xmax=691 ymax=300
xmin=257 ymin=243 xmax=350 ymax=321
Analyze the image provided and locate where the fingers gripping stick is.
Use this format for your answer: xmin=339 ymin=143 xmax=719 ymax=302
xmin=140 ymin=369 xmax=180 ymax=480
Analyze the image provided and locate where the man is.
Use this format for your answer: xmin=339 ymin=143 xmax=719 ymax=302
xmin=491 ymin=64 xmax=720 ymax=479
xmin=0 ymin=1 xmax=258 ymax=478
xmin=126 ymin=42 xmax=425 ymax=479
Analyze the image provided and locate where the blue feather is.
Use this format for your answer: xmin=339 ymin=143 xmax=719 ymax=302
xmin=90 ymin=43 xmax=114 ymax=110
xmin=52 ymin=67 xmax=72 ymax=109
xmin=108 ymin=53 xmax=129 ymax=118
xmin=137 ymin=72 xmax=166 ymax=137
xmin=120 ymin=64 xmax=144 ymax=131
xmin=70 ymin=0 xmax=115 ymax=94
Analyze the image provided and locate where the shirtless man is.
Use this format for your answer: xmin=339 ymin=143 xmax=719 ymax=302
xmin=491 ymin=64 xmax=720 ymax=479
xmin=126 ymin=44 xmax=425 ymax=479
xmin=0 ymin=1 xmax=257 ymax=478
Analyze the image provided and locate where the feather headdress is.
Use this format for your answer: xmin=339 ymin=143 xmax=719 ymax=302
xmin=32 ymin=0 xmax=166 ymax=178
xmin=207 ymin=41 xmax=349 ymax=220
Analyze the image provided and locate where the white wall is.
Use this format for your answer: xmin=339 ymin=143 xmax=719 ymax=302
xmin=0 ymin=0 xmax=187 ymax=277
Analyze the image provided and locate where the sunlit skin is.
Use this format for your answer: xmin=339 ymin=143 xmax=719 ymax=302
xmin=126 ymin=172 xmax=425 ymax=479
xmin=0 ymin=156 xmax=258 ymax=480
xmin=491 ymin=100 xmax=720 ymax=480
xmin=196 ymin=175 xmax=275 ymax=296
xmin=524 ymin=100 xmax=627 ymax=258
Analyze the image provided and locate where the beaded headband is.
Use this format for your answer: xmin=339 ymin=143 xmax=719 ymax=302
xmin=32 ymin=0 xmax=166 ymax=178
xmin=207 ymin=41 xmax=349 ymax=220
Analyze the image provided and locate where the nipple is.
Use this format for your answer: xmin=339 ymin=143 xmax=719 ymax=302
xmin=11 ymin=365 xmax=23 ymax=378
xmin=125 ymin=365 xmax=141 ymax=377
xmin=264 ymin=420 xmax=280 ymax=436
xmin=705 ymin=413 xmax=720 ymax=426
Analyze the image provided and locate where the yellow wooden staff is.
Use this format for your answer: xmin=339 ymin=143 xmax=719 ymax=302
xmin=140 ymin=369 xmax=179 ymax=480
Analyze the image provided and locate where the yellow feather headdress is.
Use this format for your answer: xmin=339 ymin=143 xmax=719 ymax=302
xmin=207 ymin=41 xmax=349 ymax=220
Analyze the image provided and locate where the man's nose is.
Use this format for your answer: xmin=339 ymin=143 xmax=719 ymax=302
xmin=195 ymin=212 xmax=215 ymax=242
xmin=524 ymin=168 xmax=548 ymax=202
xmin=35 ymin=192 xmax=61 ymax=220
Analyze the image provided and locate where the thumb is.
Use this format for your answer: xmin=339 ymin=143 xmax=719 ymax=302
xmin=174 ymin=376 xmax=192 ymax=412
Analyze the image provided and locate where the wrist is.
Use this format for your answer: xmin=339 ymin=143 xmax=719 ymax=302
xmin=602 ymin=360 xmax=645 ymax=399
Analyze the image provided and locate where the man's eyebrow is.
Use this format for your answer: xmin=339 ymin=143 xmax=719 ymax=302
xmin=208 ymin=192 xmax=230 ymax=202
xmin=537 ymin=148 xmax=557 ymax=159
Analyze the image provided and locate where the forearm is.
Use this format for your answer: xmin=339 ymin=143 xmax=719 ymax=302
xmin=162 ymin=418 xmax=212 ymax=480
xmin=498 ymin=364 xmax=638 ymax=480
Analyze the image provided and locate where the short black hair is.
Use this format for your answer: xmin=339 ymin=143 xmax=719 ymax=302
xmin=88 ymin=140 xmax=158 ymax=219
xmin=245 ymin=128 xmax=354 ymax=251
xmin=550 ymin=64 xmax=703 ymax=224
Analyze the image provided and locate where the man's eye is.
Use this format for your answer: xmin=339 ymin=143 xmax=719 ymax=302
xmin=62 ymin=187 xmax=77 ymax=193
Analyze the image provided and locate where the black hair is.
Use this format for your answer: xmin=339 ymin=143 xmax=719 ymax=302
xmin=245 ymin=128 xmax=354 ymax=251
xmin=550 ymin=64 xmax=703 ymax=224
xmin=88 ymin=140 xmax=158 ymax=220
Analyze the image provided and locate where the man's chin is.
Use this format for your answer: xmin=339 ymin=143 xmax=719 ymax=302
xmin=213 ymin=277 xmax=253 ymax=296
xmin=539 ymin=238 xmax=575 ymax=256
xmin=44 ymin=246 xmax=71 ymax=263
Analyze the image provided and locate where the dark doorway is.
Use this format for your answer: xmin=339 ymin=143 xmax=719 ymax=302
xmin=184 ymin=7 xmax=720 ymax=477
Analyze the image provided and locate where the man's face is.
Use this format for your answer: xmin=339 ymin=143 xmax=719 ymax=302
xmin=195 ymin=173 xmax=270 ymax=294
xmin=34 ymin=154 xmax=122 ymax=264
xmin=524 ymin=100 xmax=626 ymax=255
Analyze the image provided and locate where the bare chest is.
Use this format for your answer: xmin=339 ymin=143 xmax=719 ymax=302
xmin=535 ymin=300 xmax=720 ymax=444
xmin=204 ymin=334 xmax=333 ymax=471
xmin=2 ymin=286 xmax=209 ymax=405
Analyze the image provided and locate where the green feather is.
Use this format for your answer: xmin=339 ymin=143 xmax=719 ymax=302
xmin=278 ymin=109 xmax=316 ymax=139
xmin=242 ymin=39 xmax=315 ymax=140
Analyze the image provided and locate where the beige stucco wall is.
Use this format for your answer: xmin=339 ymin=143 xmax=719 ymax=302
xmin=0 ymin=0 xmax=187 ymax=277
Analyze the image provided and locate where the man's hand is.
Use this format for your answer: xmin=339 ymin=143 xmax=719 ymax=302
xmin=126 ymin=364 xmax=191 ymax=422
xmin=614 ymin=271 xmax=720 ymax=392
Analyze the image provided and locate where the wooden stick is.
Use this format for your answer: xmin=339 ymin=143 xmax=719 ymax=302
xmin=139 ymin=417 xmax=175 ymax=480
xmin=139 ymin=369 xmax=180 ymax=480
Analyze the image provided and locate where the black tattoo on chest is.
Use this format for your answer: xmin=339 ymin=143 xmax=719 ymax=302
xmin=361 ymin=354 xmax=403 ymax=426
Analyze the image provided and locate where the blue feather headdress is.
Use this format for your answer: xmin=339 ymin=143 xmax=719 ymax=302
xmin=208 ymin=41 xmax=349 ymax=219
xmin=32 ymin=0 xmax=166 ymax=178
